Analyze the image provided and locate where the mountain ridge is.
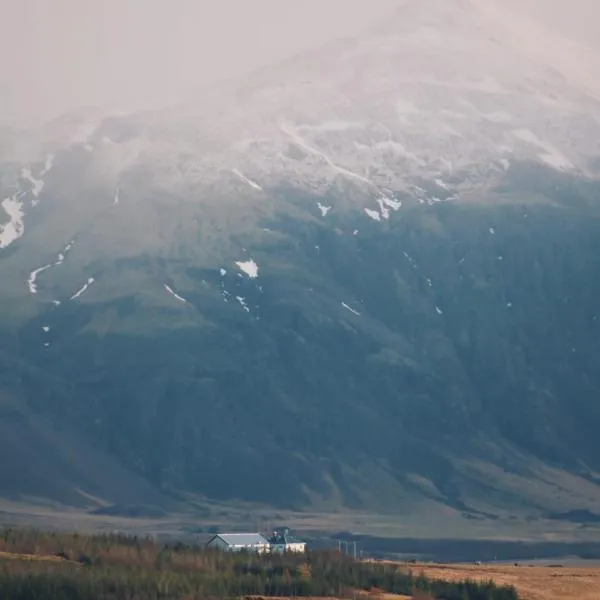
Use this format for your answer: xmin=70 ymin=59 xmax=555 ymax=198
xmin=1 ymin=1 xmax=600 ymax=529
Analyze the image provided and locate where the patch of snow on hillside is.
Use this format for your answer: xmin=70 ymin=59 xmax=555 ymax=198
xmin=42 ymin=326 xmax=50 ymax=333
xmin=236 ymin=296 xmax=250 ymax=312
xmin=317 ymin=202 xmax=332 ymax=216
xmin=280 ymin=122 xmax=372 ymax=185
xmin=512 ymin=129 xmax=573 ymax=170
xmin=489 ymin=227 xmax=496 ymax=234
xmin=376 ymin=198 xmax=390 ymax=220
xmin=342 ymin=302 xmax=361 ymax=316
xmin=41 ymin=154 xmax=55 ymax=176
xmin=27 ymin=264 xmax=53 ymax=293
xmin=364 ymin=208 xmax=381 ymax=221
xmin=55 ymin=241 xmax=74 ymax=266
xmin=164 ymin=284 xmax=187 ymax=303
xmin=0 ymin=196 xmax=25 ymax=249
xmin=382 ymin=197 xmax=402 ymax=211
xmin=70 ymin=278 xmax=95 ymax=300
xmin=435 ymin=306 xmax=443 ymax=315
xmin=20 ymin=168 xmax=44 ymax=199
xmin=539 ymin=150 xmax=573 ymax=170
xmin=403 ymin=251 xmax=418 ymax=269
xmin=435 ymin=178 xmax=450 ymax=190
xmin=113 ymin=187 xmax=120 ymax=205
xmin=232 ymin=169 xmax=263 ymax=191
xmin=83 ymin=144 xmax=94 ymax=153
xmin=219 ymin=268 xmax=227 ymax=276
xmin=235 ymin=259 xmax=259 ymax=278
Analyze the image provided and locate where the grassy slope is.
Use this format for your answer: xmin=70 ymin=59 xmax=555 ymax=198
xmin=1 ymin=157 xmax=600 ymax=531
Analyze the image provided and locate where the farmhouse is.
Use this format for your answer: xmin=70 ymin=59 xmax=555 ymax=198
xmin=206 ymin=533 xmax=270 ymax=553
xmin=268 ymin=528 xmax=306 ymax=553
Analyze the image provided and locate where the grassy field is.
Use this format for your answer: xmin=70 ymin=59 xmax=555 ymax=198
xmin=405 ymin=562 xmax=600 ymax=600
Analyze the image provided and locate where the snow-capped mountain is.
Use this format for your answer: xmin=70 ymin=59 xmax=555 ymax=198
xmin=1 ymin=0 xmax=600 ymax=525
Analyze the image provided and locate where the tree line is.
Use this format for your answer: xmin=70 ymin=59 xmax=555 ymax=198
xmin=0 ymin=528 xmax=518 ymax=600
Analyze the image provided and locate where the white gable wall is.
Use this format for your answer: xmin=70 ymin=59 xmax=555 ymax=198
xmin=270 ymin=542 xmax=306 ymax=553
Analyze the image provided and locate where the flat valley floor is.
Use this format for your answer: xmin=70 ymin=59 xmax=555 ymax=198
xmin=403 ymin=562 xmax=600 ymax=600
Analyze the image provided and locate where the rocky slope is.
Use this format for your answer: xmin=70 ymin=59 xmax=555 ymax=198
xmin=1 ymin=0 xmax=600 ymax=521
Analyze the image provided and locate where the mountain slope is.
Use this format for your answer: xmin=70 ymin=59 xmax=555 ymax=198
xmin=1 ymin=0 xmax=600 ymax=523
xmin=0 ymin=386 xmax=167 ymax=508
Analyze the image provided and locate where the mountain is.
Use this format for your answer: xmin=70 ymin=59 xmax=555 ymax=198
xmin=1 ymin=0 xmax=600 ymax=526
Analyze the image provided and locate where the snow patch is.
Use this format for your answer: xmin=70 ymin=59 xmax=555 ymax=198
xmin=27 ymin=264 xmax=53 ymax=293
xmin=28 ymin=239 xmax=75 ymax=290
xmin=83 ymin=144 xmax=94 ymax=153
xmin=512 ymin=129 xmax=573 ymax=170
xmin=435 ymin=306 xmax=443 ymax=315
xmin=113 ymin=187 xmax=120 ymax=205
xmin=20 ymin=167 xmax=44 ymax=200
xmin=382 ymin=197 xmax=402 ymax=211
xmin=236 ymin=296 xmax=250 ymax=312
xmin=219 ymin=268 xmax=227 ymax=276
xmin=364 ymin=208 xmax=381 ymax=221
xmin=342 ymin=302 xmax=361 ymax=316
xmin=235 ymin=259 xmax=259 ymax=278
xmin=376 ymin=198 xmax=390 ymax=220
xmin=317 ymin=202 xmax=332 ymax=217
xmin=280 ymin=122 xmax=373 ymax=185
xmin=489 ymin=227 xmax=496 ymax=234
xmin=402 ymin=251 xmax=417 ymax=268
xmin=41 ymin=154 xmax=55 ymax=176
xmin=232 ymin=168 xmax=263 ymax=191
xmin=0 ymin=196 xmax=25 ymax=249
xmin=42 ymin=326 xmax=50 ymax=333
xmin=70 ymin=278 xmax=95 ymax=300
xmin=164 ymin=284 xmax=187 ymax=303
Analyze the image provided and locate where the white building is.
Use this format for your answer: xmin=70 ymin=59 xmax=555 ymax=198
xmin=206 ymin=533 xmax=270 ymax=553
xmin=268 ymin=528 xmax=306 ymax=553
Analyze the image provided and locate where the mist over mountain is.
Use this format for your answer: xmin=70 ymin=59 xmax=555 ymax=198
xmin=1 ymin=0 xmax=600 ymax=530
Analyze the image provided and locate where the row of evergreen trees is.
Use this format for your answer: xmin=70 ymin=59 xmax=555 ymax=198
xmin=0 ymin=528 xmax=518 ymax=600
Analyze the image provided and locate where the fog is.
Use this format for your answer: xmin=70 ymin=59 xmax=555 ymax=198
xmin=0 ymin=0 xmax=598 ymax=127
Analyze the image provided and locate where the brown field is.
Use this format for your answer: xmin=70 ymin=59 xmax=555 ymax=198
xmin=405 ymin=562 xmax=600 ymax=600
xmin=0 ymin=550 xmax=72 ymax=563
xmin=245 ymin=596 xmax=411 ymax=600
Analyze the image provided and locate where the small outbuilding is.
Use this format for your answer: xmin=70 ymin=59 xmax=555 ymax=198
xmin=268 ymin=528 xmax=306 ymax=553
xmin=206 ymin=533 xmax=270 ymax=554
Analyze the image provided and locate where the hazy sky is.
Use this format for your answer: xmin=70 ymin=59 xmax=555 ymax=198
xmin=0 ymin=0 xmax=598 ymax=127
xmin=0 ymin=0 xmax=401 ymax=126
